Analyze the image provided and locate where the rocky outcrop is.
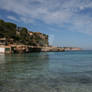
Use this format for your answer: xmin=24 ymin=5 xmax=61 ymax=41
xmin=64 ymin=47 xmax=81 ymax=51
xmin=0 ymin=19 xmax=49 ymax=47
xmin=29 ymin=32 xmax=48 ymax=47
xmin=0 ymin=19 xmax=81 ymax=53
xmin=41 ymin=46 xmax=65 ymax=52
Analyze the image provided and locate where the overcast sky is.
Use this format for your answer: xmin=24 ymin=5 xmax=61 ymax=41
xmin=0 ymin=0 xmax=92 ymax=49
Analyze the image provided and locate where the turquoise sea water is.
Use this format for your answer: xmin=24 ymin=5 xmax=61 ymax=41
xmin=0 ymin=51 xmax=92 ymax=92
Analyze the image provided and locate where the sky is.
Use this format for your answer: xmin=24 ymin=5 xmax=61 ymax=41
xmin=0 ymin=0 xmax=92 ymax=49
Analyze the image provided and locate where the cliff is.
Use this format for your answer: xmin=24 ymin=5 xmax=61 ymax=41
xmin=0 ymin=19 xmax=48 ymax=47
xmin=0 ymin=19 xmax=81 ymax=53
xmin=29 ymin=32 xmax=48 ymax=47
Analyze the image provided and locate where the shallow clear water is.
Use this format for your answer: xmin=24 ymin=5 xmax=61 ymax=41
xmin=0 ymin=51 xmax=92 ymax=92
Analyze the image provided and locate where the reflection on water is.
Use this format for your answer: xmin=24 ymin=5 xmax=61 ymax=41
xmin=0 ymin=51 xmax=92 ymax=92
xmin=0 ymin=54 xmax=5 ymax=64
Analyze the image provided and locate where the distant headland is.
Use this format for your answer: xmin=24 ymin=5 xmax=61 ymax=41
xmin=0 ymin=19 xmax=81 ymax=54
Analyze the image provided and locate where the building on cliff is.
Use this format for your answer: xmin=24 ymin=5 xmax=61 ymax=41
xmin=0 ymin=38 xmax=6 ymax=45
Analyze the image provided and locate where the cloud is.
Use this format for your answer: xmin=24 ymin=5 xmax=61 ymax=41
xmin=7 ymin=16 xmax=19 ymax=21
xmin=0 ymin=0 xmax=92 ymax=34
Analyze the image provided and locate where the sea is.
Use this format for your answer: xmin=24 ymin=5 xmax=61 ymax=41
xmin=0 ymin=51 xmax=92 ymax=92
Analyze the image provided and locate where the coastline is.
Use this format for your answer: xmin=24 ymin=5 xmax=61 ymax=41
xmin=0 ymin=45 xmax=81 ymax=54
xmin=0 ymin=20 xmax=81 ymax=54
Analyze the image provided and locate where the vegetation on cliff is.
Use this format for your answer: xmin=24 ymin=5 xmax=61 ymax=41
xmin=0 ymin=19 xmax=48 ymax=46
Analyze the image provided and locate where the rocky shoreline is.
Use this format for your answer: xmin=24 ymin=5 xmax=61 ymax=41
xmin=14 ymin=46 xmax=81 ymax=53
xmin=41 ymin=47 xmax=81 ymax=52
xmin=0 ymin=19 xmax=81 ymax=54
xmin=41 ymin=46 xmax=65 ymax=52
xmin=0 ymin=45 xmax=81 ymax=54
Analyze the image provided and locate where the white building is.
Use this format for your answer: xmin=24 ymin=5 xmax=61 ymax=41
xmin=0 ymin=47 xmax=5 ymax=53
xmin=0 ymin=46 xmax=11 ymax=54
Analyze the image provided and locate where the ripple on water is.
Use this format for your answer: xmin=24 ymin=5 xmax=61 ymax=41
xmin=0 ymin=51 xmax=92 ymax=92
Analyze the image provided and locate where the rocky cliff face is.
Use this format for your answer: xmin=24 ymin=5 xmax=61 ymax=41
xmin=29 ymin=32 xmax=48 ymax=47
xmin=0 ymin=19 xmax=49 ymax=47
